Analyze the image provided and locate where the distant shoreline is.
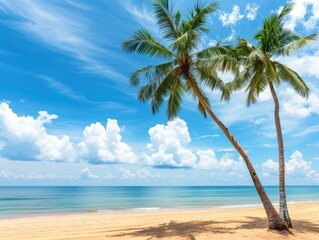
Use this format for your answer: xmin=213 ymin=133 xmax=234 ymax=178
xmin=1 ymin=200 xmax=318 ymax=220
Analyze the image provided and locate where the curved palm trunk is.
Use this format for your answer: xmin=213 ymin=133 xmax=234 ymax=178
xmin=269 ymin=82 xmax=292 ymax=227
xmin=186 ymin=77 xmax=287 ymax=230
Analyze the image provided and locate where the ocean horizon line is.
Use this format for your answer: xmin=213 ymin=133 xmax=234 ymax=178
xmin=1 ymin=185 xmax=319 ymax=187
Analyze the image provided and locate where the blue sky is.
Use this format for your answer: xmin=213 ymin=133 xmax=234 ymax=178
xmin=0 ymin=0 xmax=318 ymax=186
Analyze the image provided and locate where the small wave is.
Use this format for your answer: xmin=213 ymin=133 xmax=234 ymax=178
xmin=287 ymin=200 xmax=317 ymax=204
xmin=96 ymin=207 xmax=164 ymax=214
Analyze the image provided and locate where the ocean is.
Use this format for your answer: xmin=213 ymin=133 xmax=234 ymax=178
xmin=1 ymin=186 xmax=318 ymax=218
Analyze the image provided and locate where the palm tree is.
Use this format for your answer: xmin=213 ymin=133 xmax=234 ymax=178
xmin=122 ymin=0 xmax=287 ymax=230
xmin=226 ymin=4 xmax=317 ymax=227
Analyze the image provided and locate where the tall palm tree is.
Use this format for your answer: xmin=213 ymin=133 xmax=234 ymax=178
xmin=122 ymin=0 xmax=287 ymax=230
xmin=226 ymin=4 xmax=317 ymax=227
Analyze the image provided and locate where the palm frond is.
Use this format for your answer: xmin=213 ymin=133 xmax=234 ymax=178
xmin=196 ymin=41 xmax=233 ymax=58
xmin=278 ymin=3 xmax=293 ymax=21
xmin=196 ymin=66 xmax=231 ymax=101
xmin=254 ymin=4 xmax=293 ymax=53
xmin=274 ymin=61 xmax=310 ymax=98
xmin=228 ymin=64 xmax=254 ymax=92
xmin=245 ymin=65 xmax=268 ymax=105
xmin=278 ymin=33 xmax=318 ymax=56
xmin=130 ymin=62 xmax=175 ymax=86
xmin=137 ymin=67 xmax=181 ymax=115
xmin=122 ymin=29 xmax=175 ymax=58
xmin=188 ymin=2 xmax=218 ymax=32
xmin=171 ymin=1 xmax=218 ymax=52
xmin=166 ymin=75 xmax=184 ymax=119
xmin=152 ymin=0 xmax=180 ymax=41
xmin=171 ymin=29 xmax=200 ymax=52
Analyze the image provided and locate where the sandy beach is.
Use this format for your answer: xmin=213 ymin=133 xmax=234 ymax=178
xmin=0 ymin=203 xmax=318 ymax=240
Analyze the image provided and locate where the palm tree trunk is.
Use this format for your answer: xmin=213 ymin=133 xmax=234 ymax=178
xmin=269 ymin=82 xmax=292 ymax=228
xmin=186 ymin=76 xmax=287 ymax=230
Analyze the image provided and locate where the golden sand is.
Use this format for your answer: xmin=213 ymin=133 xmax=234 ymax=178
xmin=0 ymin=203 xmax=318 ymax=239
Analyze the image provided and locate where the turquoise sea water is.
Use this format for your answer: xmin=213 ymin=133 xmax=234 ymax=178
xmin=0 ymin=186 xmax=318 ymax=218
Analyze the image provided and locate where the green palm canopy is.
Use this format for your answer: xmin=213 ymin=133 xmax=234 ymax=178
xmin=123 ymin=0 xmax=289 ymax=230
xmin=229 ymin=4 xmax=317 ymax=104
xmin=221 ymin=3 xmax=318 ymax=227
xmin=122 ymin=0 xmax=233 ymax=119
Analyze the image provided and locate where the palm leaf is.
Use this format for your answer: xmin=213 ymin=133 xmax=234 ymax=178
xmin=122 ymin=29 xmax=176 ymax=58
xmin=166 ymin=74 xmax=184 ymax=119
xmin=274 ymin=61 xmax=310 ymax=98
xmin=152 ymin=0 xmax=180 ymax=41
xmin=130 ymin=62 xmax=175 ymax=86
xmin=278 ymin=33 xmax=318 ymax=56
xmin=188 ymin=2 xmax=218 ymax=32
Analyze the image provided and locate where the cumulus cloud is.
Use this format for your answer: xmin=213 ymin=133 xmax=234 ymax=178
xmin=120 ymin=167 xmax=159 ymax=179
xmin=120 ymin=168 xmax=136 ymax=179
xmin=78 ymin=167 xmax=99 ymax=180
xmin=280 ymin=86 xmax=319 ymax=118
xmin=78 ymin=119 xmax=138 ymax=164
xmin=136 ymin=168 xmax=159 ymax=178
xmin=143 ymin=118 xmax=243 ymax=173
xmin=0 ymin=103 xmax=137 ymax=165
xmin=245 ymin=3 xmax=259 ymax=20
xmin=204 ymin=78 xmax=319 ymax=139
xmin=142 ymin=118 xmax=197 ymax=168
xmin=262 ymin=151 xmax=319 ymax=178
xmin=282 ymin=0 xmax=319 ymax=30
xmin=0 ymin=103 xmax=76 ymax=162
xmin=280 ymin=54 xmax=319 ymax=80
xmin=197 ymin=150 xmax=243 ymax=171
xmin=219 ymin=5 xmax=244 ymax=26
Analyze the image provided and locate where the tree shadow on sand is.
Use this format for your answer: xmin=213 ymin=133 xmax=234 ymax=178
xmin=110 ymin=220 xmax=234 ymax=240
xmin=108 ymin=217 xmax=319 ymax=239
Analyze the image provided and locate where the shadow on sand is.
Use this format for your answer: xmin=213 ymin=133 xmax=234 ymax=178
xmin=108 ymin=217 xmax=319 ymax=240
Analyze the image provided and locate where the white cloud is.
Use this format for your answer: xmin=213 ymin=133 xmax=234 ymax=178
xmin=0 ymin=0 xmax=127 ymax=84
xmin=216 ymin=148 xmax=236 ymax=152
xmin=294 ymin=125 xmax=319 ymax=137
xmin=120 ymin=168 xmax=136 ymax=179
xmin=143 ymin=118 xmax=244 ymax=174
xmin=282 ymin=0 xmax=319 ymax=30
xmin=195 ymin=134 xmax=219 ymax=140
xmin=142 ymin=118 xmax=197 ymax=168
xmin=262 ymin=159 xmax=278 ymax=177
xmin=219 ymin=5 xmax=244 ymax=26
xmin=0 ymin=103 xmax=138 ymax=165
xmin=136 ymin=168 xmax=151 ymax=178
xmin=262 ymin=150 xmax=319 ymax=178
xmin=197 ymin=150 xmax=243 ymax=171
xmin=225 ymin=29 xmax=236 ymax=42
xmin=0 ymin=102 xmax=76 ymax=162
xmin=121 ymin=0 xmax=159 ymax=36
xmin=0 ymin=167 xmax=115 ymax=181
xmin=281 ymin=86 xmax=319 ymax=118
xmin=262 ymin=144 xmax=274 ymax=148
xmin=0 ymin=170 xmax=73 ymax=180
xmin=78 ymin=119 xmax=138 ymax=164
xmin=78 ymin=167 xmax=99 ymax=180
xmin=120 ymin=167 xmax=159 ymax=179
xmin=37 ymin=75 xmax=86 ymax=102
xmin=203 ymin=79 xmax=319 ymax=139
xmin=280 ymin=54 xmax=319 ymax=80
xmin=245 ymin=3 xmax=259 ymax=20
xmin=121 ymin=0 xmax=155 ymax=26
